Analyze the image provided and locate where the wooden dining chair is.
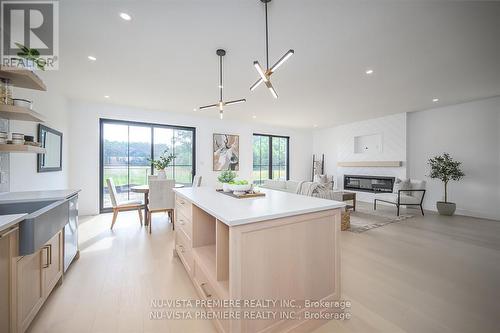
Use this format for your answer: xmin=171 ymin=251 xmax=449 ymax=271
xmin=147 ymin=179 xmax=175 ymax=234
xmin=106 ymin=178 xmax=143 ymax=230
xmin=192 ymin=175 xmax=202 ymax=187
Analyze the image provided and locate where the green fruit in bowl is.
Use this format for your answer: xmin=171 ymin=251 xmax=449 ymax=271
xmin=230 ymin=180 xmax=249 ymax=185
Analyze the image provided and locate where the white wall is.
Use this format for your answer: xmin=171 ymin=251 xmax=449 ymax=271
xmin=6 ymin=76 xmax=69 ymax=192
xmin=68 ymin=101 xmax=313 ymax=215
xmin=313 ymin=113 xmax=407 ymax=202
xmin=407 ymin=96 xmax=500 ymax=220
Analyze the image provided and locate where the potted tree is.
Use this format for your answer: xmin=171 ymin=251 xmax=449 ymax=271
xmin=428 ymin=153 xmax=465 ymax=216
xmin=148 ymin=150 xmax=176 ymax=179
xmin=218 ymin=170 xmax=237 ymax=192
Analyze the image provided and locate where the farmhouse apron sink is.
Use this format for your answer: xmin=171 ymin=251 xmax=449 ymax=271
xmin=0 ymin=199 xmax=69 ymax=255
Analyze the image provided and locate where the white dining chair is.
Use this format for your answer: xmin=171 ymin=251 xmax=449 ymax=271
xmin=147 ymin=178 xmax=175 ymax=233
xmin=192 ymin=175 xmax=202 ymax=187
xmin=106 ymin=178 xmax=143 ymax=230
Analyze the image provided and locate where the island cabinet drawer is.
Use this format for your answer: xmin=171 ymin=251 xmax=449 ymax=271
xmin=193 ymin=262 xmax=221 ymax=301
xmin=176 ymin=210 xmax=192 ymax=240
xmin=175 ymin=228 xmax=193 ymax=275
xmin=192 ymin=263 xmax=229 ymax=333
xmin=175 ymin=195 xmax=192 ymax=221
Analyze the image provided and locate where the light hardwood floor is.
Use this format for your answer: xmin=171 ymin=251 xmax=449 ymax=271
xmin=27 ymin=204 xmax=500 ymax=333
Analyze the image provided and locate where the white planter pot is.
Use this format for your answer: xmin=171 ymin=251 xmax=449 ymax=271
xmin=157 ymin=169 xmax=166 ymax=179
xmin=222 ymin=183 xmax=231 ymax=192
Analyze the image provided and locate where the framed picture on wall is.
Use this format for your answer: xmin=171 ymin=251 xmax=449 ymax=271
xmin=213 ymin=133 xmax=239 ymax=171
xmin=38 ymin=124 xmax=63 ymax=172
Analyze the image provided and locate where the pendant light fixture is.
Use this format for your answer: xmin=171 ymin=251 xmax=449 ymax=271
xmin=250 ymin=0 xmax=294 ymax=98
xmin=198 ymin=49 xmax=246 ymax=119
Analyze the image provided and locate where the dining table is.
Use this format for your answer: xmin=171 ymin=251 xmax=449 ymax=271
xmin=130 ymin=183 xmax=185 ymax=226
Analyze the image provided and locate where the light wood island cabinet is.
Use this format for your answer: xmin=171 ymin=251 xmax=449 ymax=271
xmin=173 ymin=187 xmax=345 ymax=333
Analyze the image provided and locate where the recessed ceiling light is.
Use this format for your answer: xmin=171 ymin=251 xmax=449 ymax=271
xmin=87 ymin=55 xmax=97 ymax=61
xmin=104 ymin=95 xmax=110 ymax=99
xmin=313 ymin=124 xmax=318 ymax=128
xmin=432 ymin=98 xmax=439 ymax=103
xmin=119 ymin=12 xmax=132 ymax=21
xmin=252 ymin=115 xmax=257 ymax=119
xmin=193 ymin=108 xmax=197 ymax=111
xmin=365 ymin=69 xmax=374 ymax=75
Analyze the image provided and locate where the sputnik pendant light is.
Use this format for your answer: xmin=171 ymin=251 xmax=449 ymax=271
xmin=198 ymin=49 xmax=246 ymax=119
xmin=250 ymin=0 xmax=294 ymax=99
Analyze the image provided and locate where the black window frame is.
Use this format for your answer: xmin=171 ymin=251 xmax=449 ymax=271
xmin=253 ymin=133 xmax=290 ymax=183
xmin=99 ymin=118 xmax=196 ymax=213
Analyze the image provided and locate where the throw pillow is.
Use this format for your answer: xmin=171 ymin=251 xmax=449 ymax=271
xmin=313 ymin=174 xmax=328 ymax=184
xmin=393 ymin=178 xmax=411 ymax=194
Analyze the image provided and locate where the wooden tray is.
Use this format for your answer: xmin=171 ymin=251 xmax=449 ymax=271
xmin=216 ymin=189 xmax=266 ymax=199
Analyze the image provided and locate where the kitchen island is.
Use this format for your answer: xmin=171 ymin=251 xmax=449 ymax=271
xmin=173 ymin=187 xmax=345 ymax=333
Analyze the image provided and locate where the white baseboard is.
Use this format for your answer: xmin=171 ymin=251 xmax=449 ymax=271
xmin=441 ymin=207 xmax=498 ymax=221
xmin=358 ymin=196 xmax=499 ymax=221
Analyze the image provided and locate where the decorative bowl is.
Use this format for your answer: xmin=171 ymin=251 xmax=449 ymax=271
xmin=13 ymin=99 xmax=33 ymax=109
xmin=229 ymin=183 xmax=252 ymax=192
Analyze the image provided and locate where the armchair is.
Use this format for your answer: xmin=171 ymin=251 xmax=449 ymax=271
xmin=374 ymin=179 xmax=426 ymax=216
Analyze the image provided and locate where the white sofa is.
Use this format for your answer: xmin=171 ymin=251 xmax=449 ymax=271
xmin=260 ymin=180 xmax=300 ymax=193
xmin=374 ymin=179 xmax=426 ymax=216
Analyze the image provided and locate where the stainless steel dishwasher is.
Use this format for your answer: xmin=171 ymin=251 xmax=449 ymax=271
xmin=65 ymin=194 xmax=79 ymax=271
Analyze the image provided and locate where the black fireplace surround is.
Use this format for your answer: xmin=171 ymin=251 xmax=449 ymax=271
xmin=344 ymin=175 xmax=395 ymax=193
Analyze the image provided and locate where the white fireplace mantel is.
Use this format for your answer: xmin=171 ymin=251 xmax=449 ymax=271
xmin=337 ymin=161 xmax=403 ymax=167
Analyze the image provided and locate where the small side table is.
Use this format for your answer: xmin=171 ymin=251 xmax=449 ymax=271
xmin=333 ymin=191 xmax=356 ymax=212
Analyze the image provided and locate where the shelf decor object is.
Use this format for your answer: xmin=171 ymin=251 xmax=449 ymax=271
xmin=250 ymin=0 xmax=294 ymax=98
xmin=337 ymin=161 xmax=403 ymax=167
xmin=197 ymin=49 xmax=246 ymax=119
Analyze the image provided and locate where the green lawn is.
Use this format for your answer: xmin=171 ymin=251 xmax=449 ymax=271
xmin=103 ymin=166 xmax=285 ymax=188
xmin=103 ymin=165 xmax=193 ymax=187
xmin=252 ymin=167 xmax=287 ymax=184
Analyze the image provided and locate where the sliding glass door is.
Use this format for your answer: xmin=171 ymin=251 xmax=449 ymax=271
xmin=100 ymin=119 xmax=196 ymax=212
xmin=153 ymin=127 xmax=194 ymax=183
xmin=253 ymin=134 xmax=289 ymax=185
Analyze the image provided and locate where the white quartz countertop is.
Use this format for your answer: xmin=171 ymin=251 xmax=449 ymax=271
xmin=0 ymin=213 xmax=27 ymax=233
xmin=173 ymin=187 xmax=345 ymax=226
xmin=0 ymin=189 xmax=81 ymax=204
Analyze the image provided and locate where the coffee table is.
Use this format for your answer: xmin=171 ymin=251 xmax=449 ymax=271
xmin=333 ymin=191 xmax=356 ymax=211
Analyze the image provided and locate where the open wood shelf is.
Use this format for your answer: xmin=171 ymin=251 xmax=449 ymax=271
xmin=0 ymin=66 xmax=47 ymax=91
xmin=0 ymin=104 xmax=45 ymax=122
xmin=193 ymin=245 xmax=216 ymax=277
xmin=0 ymin=144 xmax=45 ymax=154
xmin=192 ymin=245 xmax=229 ymax=298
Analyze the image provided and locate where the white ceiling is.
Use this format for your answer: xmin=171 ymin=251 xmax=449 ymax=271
xmin=45 ymin=0 xmax=500 ymax=128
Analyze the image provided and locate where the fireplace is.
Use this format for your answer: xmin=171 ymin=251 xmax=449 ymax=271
xmin=344 ymin=175 xmax=395 ymax=193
